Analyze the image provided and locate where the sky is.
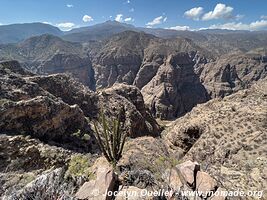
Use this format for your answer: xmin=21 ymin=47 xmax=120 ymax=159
xmin=0 ymin=0 xmax=267 ymax=31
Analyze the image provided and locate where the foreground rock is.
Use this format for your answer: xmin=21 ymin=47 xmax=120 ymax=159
xmin=30 ymin=75 xmax=161 ymax=138
xmin=163 ymin=161 xmax=226 ymax=200
xmin=0 ymin=134 xmax=73 ymax=198
xmin=75 ymin=157 xmax=118 ymax=200
xmin=164 ymin=78 xmax=267 ymax=198
xmin=101 ymin=84 xmax=162 ymax=137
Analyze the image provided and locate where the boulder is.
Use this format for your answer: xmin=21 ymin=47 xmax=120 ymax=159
xmin=176 ymin=160 xmax=200 ymax=187
xmin=75 ymin=160 xmax=118 ymax=200
xmin=196 ymin=171 xmax=217 ymax=198
xmin=162 ymin=168 xmax=183 ymax=191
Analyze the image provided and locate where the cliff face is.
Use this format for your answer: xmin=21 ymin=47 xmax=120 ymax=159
xmin=200 ymin=53 xmax=267 ymax=98
xmin=141 ymin=53 xmax=209 ymax=119
xmin=40 ymin=54 xmax=95 ymax=89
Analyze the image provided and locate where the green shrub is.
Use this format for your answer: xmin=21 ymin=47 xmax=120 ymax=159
xmin=65 ymin=155 xmax=91 ymax=179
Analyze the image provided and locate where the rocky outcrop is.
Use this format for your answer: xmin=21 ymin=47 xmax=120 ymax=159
xmin=27 ymin=73 xmax=98 ymax=119
xmin=29 ymin=75 xmax=161 ymax=138
xmin=101 ymin=84 xmax=162 ymax=137
xmin=0 ymin=134 xmax=76 ymax=198
xmin=200 ymin=53 xmax=267 ymax=97
xmin=0 ymin=61 xmax=90 ymax=144
xmin=142 ymin=53 xmax=209 ymax=119
xmin=164 ymin=78 xmax=267 ymax=198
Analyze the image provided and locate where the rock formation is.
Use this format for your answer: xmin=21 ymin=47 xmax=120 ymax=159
xmin=0 ymin=61 xmax=89 ymax=143
xmin=142 ymin=53 xmax=209 ymax=119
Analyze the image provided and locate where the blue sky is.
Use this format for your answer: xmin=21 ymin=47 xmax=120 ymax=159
xmin=0 ymin=0 xmax=267 ymax=31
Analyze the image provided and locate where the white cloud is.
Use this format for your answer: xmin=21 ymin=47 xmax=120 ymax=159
xmin=206 ymin=20 xmax=267 ymax=31
xmin=235 ymin=14 xmax=244 ymax=21
xmin=115 ymin=14 xmax=123 ymax=22
xmin=124 ymin=17 xmax=134 ymax=22
xmin=66 ymin=4 xmax=73 ymax=8
xmin=42 ymin=22 xmax=53 ymax=25
xmin=129 ymin=8 xmax=134 ymax=12
xmin=202 ymin=3 xmax=234 ymax=20
xmin=82 ymin=15 xmax=94 ymax=22
xmin=146 ymin=16 xmax=167 ymax=27
xmin=250 ymin=20 xmax=267 ymax=30
xmin=261 ymin=15 xmax=267 ymax=19
xmin=168 ymin=25 xmax=190 ymax=31
xmin=184 ymin=7 xmax=204 ymax=21
xmin=56 ymin=22 xmax=75 ymax=31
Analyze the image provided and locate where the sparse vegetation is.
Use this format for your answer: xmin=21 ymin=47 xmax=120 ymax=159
xmin=93 ymin=109 xmax=127 ymax=167
xmin=65 ymin=155 xmax=92 ymax=179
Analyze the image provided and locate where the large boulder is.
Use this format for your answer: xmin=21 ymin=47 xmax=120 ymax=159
xmin=163 ymin=161 xmax=225 ymax=200
xmin=75 ymin=157 xmax=118 ymax=200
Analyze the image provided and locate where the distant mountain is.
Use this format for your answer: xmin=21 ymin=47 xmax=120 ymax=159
xmin=62 ymin=20 xmax=208 ymax=42
xmin=0 ymin=22 xmax=63 ymax=44
xmin=62 ymin=20 xmax=137 ymax=42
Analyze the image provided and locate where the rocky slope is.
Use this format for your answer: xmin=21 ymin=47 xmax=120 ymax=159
xmin=91 ymin=31 xmax=213 ymax=119
xmin=164 ymin=77 xmax=267 ymax=198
